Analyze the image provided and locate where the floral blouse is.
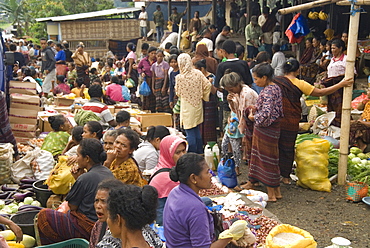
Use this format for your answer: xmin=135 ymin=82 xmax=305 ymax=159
xmin=255 ymin=84 xmax=283 ymax=127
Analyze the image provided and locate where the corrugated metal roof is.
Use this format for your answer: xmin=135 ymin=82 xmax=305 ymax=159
xmin=36 ymin=7 xmax=141 ymax=22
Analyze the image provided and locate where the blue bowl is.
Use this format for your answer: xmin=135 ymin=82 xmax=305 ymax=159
xmin=362 ymin=196 xmax=370 ymax=206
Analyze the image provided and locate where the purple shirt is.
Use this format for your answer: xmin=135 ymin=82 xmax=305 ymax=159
xmin=138 ymin=56 xmax=155 ymax=78
xmin=163 ymin=183 xmax=214 ymax=248
xmin=151 ymin=61 xmax=169 ymax=79
xmin=255 ymin=84 xmax=283 ymax=127
xmin=53 ymin=83 xmax=71 ymax=95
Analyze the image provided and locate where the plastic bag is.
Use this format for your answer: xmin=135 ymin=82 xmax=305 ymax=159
xmin=180 ymin=30 xmax=190 ymax=50
xmin=139 ymin=80 xmax=151 ymax=96
xmin=121 ymin=85 xmax=131 ymax=101
xmin=33 ymin=149 xmax=55 ymax=180
xmin=265 ymin=224 xmax=317 ymax=248
xmin=0 ymin=143 xmax=14 ymax=184
xmin=285 ymin=13 xmax=310 ymax=44
xmin=295 ymin=138 xmax=331 ymax=192
xmin=56 ymin=201 xmax=70 ymax=213
xmin=126 ymin=78 xmax=136 ymax=88
xmin=217 ymin=154 xmax=237 ymax=188
xmin=11 ymin=149 xmax=36 ymax=184
xmin=45 ymin=156 xmax=75 ymax=195
xmin=351 ymin=93 xmax=367 ymax=110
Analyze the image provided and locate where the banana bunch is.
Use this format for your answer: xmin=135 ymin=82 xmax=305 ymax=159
xmin=319 ymin=11 xmax=328 ymax=21
xmin=308 ymin=11 xmax=319 ymax=20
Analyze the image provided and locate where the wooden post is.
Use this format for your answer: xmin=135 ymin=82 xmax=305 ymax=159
xmin=278 ymin=0 xmax=342 ymax=15
xmin=187 ymin=0 xmax=191 ymax=31
xmin=246 ymin=0 xmax=251 ymax=24
xmin=338 ymin=5 xmax=361 ymax=185
xmin=212 ymin=0 xmax=217 ymax=25
xmin=337 ymin=0 xmax=370 ymax=5
xmin=168 ymin=0 xmax=172 ymax=20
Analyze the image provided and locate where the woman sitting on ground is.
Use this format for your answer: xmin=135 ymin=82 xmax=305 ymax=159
xmin=41 ymin=115 xmax=71 ymax=157
xmin=149 ymin=135 xmax=187 ymax=225
xmin=37 ymin=139 xmax=114 ymax=245
xmin=106 ymin=129 xmax=147 ymax=187
xmin=90 ymin=179 xmax=163 ymax=248
xmin=133 ymin=125 xmax=170 ymax=172
xmin=106 ymin=184 xmax=159 ymax=248
xmin=163 ymin=153 xmax=247 ymax=248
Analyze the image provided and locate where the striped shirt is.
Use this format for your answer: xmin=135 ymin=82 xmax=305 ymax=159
xmin=82 ymin=99 xmax=114 ymax=125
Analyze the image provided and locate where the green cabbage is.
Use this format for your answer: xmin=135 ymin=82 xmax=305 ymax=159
xmin=350 ymin=147 xmax=362 ymax=155
xmin=348 ymin=153 xmax=356 ymax=160
xmin=357 ymin=153 xmax=367 ymax=160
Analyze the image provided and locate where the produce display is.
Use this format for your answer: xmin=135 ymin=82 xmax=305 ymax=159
xmin=0 ymin=230 xmax=36 ymax=248
xmin=199 ymin=178 xmax=230 ymax=197
xmin=347 ymin=147 xmax=370 ymax=195
xmin=0 ymin=144 xmax=13 ymax=184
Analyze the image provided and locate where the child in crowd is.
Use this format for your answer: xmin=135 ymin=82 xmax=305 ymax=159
xmin=89 ymin=68 xmax=99 ymax=83
xmin=139 ymin=43 xmax=149 ymax=60
xmin=71 ymin=77 xmax=89 ymax=99
xmin=190 ymin=26 xmax=198 ymax=53
xmin=53 ymin=75 xmax=71 ymax=95
xmin=164 ymin=42 xmax=172 ymax=62
xmin=101 ymin=65 xmax=113 ymax=84
xmin=168 ymin=54 xmax=180 ymax=129
xmin=67 ymin=62 xmax=77 ymax=88
xmin=113 ymin=110 xmax=142 ymax=136
xmin=221 ymin=112 xmax=244 ymax=175
xmin=151 ymin=49 xmax=170 ymax=113
xmin=22 ymin=67 xmax=42 ymax=94
xmin=40 ymin=115 xmax=71 ymax=157
xmin=106 ymin=76 xmax=124 ymax=102
xmin=63 ymin=126 xmax=84 ymax=156
xmin=114 ymin=61 xmax=125 ymax=78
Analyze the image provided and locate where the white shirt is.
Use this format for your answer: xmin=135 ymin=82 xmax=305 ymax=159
xmin=139 ymin=11 xmax=148 ymax=27
xmin=198 ymin=38 xmax=213 ymax=52
xmin=23 ymin=76 xmax=42 ymax=94
xmin=271 ymin=51 xmax=286 ymax=77
xmin=327 ymin=54 xmax=347 ymax=78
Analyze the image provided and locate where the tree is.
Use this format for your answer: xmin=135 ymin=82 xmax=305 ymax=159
xmin=0 ymin=0 xmax=26 ymax=36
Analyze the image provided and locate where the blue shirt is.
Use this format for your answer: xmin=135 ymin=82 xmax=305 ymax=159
xmin=169 ymin=70 xmax=180 ymax=103
xmin=163 ymin=183 xmax=214 ymax=248
xmin=55 ymin=50 xmax=66 ymax=62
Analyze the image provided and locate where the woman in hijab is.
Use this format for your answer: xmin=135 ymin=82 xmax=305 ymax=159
xmin=191 ymin=43 xmax=218 ymax=75
xmin=175 ymin=53 xmax=216 ymax=154
xmin=149 ymin=135 xmax=187 ymax=225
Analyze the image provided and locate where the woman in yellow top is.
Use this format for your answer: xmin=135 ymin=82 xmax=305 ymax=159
xmin=274 ymin=58 xmax=353 ymax=184
xmin=175 ymin=53 xmax=216 ymax=154
xmin=105 ymin=129 xmax=146 ymax=187
xmin=71 ymin=43 xmax=91 ymax=87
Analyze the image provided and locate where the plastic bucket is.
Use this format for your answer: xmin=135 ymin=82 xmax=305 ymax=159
xmin=33 ymin=179 xmax=53 ymax=207
xmin=10 ymin=210 xmax=40 ymax=237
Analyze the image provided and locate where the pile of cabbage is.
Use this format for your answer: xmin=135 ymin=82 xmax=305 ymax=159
xmin=348 ymin=147 xmax=370 ymax=183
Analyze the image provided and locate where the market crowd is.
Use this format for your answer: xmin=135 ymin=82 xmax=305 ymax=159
xmin=0 ymin=3 xmax=358 ymax=247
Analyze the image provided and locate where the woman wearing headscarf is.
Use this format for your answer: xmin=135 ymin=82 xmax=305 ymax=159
xmin=175 ymin=53 xmax=216 ymax=154
xmin=149 ymin=135 xmax=187 ymax=225
xmin=191 ymin=43 xmax=218 ymax=75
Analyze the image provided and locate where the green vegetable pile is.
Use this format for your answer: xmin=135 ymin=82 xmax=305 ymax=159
xmin=328 ymin=148 xmax=339 ymax=177
xmin=295 ymin=133 xmax=320 ymax=146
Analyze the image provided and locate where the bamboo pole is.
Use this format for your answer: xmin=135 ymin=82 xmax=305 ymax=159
xmin=278 ymin=0 xmax=342 ymax=15
xmin=337 ymin=0 xmax=370 ymax=5
xmin=338 ymin=5 xmax=361 ymax=185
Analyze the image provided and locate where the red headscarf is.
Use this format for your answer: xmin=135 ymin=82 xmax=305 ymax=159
xmin=150 ymin=135 xmax=187 ymax=198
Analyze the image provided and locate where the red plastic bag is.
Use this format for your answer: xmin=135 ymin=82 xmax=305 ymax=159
xmin=351 ymin=93 xmax=367 ymax=109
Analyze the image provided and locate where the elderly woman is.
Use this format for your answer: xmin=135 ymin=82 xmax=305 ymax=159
xmin=191 ymin=43 xmax=218 ymax=75
xmin=175 ymin=53 xmax=216 ymax=153
xmin=89 ymin=179 xmax=163 ymax=248
xmin=37 ymin=139 xmax=114 ymax=244
xmin=300 ymin=37 xmax=321 ymax=84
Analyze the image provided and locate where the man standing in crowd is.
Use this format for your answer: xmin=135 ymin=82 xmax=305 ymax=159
xmin=63 ymin=42 xmax=73 ymax=62
xmin=169 ymin=7 xmax=187 ymax=33
xmin=229 ymin=0 xmax=239 ymax=33
xmin=259 ymin=7 xmax=275 ymax=57
xmin=153 ymin=5 xmax=165 ymax=43
xmin=198 ymin=29 xmax=214 ymax=57
xmin=214 ymin=25 xmax=230 ymax=59
xmin=245 ymin=16 xmax=262 ymax=59
xmin=40 ymin=38 xmax=56 ymax=95
xmin=139 ymin=6 xmax=148 ymax=41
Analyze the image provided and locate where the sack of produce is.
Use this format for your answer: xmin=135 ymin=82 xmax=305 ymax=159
xmin=45 ymin=156 xmax=76 ymax=195
xmin=217 ymin=155 xmax=237 ymax=188
xmin=0 ymin=143 xmax=14 ymax=184
xmin=265 ymin=224 xmax=317 ymax=248
xmin=33 ymin=150 xmax=55 ymax=180
xmin=11 ymin=149 xmax=36 ymax=184
xmin=295 ymin=138 xmax=331 ymax=192
xmin=345 ymin=180 xmax=369 ymax=202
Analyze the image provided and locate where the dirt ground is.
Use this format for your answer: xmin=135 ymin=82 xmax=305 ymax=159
xmin=237 ymin=170 xmax=370 ymax=247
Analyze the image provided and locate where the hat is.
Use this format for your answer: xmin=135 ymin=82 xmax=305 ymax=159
xmin=19 ymin=39 xmax=24 ymax=43
xmin=172 ymin=7 xmax=177 ymax=10
xmin=251 ymin=16 xmax=258 ymax=24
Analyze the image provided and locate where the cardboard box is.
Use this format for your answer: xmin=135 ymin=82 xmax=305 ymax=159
xmin=55 ymin=97 xmax=74 ymax=106
xmin=10 ymin=123 xmax=37 ymax=132
xmin=15 ymin=137 xmax=31 ymax=144
xmin=10 ymin=102 xmax=41 ymax=111
xmin=54 ymin=107 xmax=73 ymax=113
xmin=136 ymin=113 xmax=172 ymax=131
xmin=9 ymin=108 xmax=38 ymax=125
xmin=9 ymin=116 xmax=38 ymax=125
xmin=108 ymin=106 xmax=114 ymax=115
xmin=12 ymin=130 xmax=36 ymax=138
xmin=9 ymin=81 xmax=37 ymax=95
xmin=10 ymin=94 xmax=40 ymax=105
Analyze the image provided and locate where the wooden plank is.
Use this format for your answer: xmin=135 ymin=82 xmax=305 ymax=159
xmin=278 ymin=0 xmax=342 ymax=15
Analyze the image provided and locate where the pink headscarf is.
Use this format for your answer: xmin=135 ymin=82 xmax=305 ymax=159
xmin=150 ymin=135 xmax=187 ymax=198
